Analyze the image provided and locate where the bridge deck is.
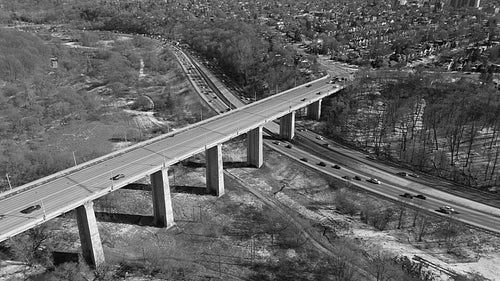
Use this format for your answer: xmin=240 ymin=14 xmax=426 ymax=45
xmin=0 ymin=75 xmax=340 ymax=242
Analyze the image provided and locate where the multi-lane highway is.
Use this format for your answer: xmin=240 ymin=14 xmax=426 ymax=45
xmin=173 ymin=45 xmax=500 ymax=236
xmin=0 ymin=75 xmax=340 ymax=242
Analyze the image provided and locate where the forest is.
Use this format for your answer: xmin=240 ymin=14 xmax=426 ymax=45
xmin=322 ymin=74 xmax=500 ymax=189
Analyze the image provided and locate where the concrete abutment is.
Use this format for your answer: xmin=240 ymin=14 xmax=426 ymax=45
xmin=76 ymin=201 xmax=105 ymax=267
xmin=247 ymin=126 xmax=263 ymax=168
xmin=206 ymin=144 xmax=224 ymax=196
xmin=307 ymin=99 xmax=322 ymax=120
xmin=280 ymin=111 xmax=296 ymax=140
xmin=150 ymin=168 xmax=175 ymax=228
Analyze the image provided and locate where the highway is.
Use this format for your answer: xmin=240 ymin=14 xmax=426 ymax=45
xmin=0 ymin=75 xmax=340 ymax=242
xmin=173 ymin=46 xmax=500 ymax=235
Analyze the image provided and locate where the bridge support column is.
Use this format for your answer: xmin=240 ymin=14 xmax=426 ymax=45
xmin=247 ymin=126 xmax=263 ymax=168
xmin=280 ymin=111 xmax=295 ymax=140
xmin=150 ymin=168 xmax=175 ymax=228
xmin=307 ymin=99 xmax=322 ymax=120
xmin=76 ymin=201 xmax=105 ymax=268
xmin=206 ymin=144 xmax=224 ymax=196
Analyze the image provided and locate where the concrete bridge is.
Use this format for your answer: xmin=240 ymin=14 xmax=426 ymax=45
xmin=0 ymin=75 xmax=341 ymax=266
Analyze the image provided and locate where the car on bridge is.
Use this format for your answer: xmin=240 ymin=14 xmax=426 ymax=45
xmin=20 ymin=205 xmax=41 ymax=214
xmin=110 ymin=174 xmax=125 ymax=181
xmin=415 ymin=194 xmax=426 ymax=200
xmin=332 ymin=164 xmax=341 ymax=169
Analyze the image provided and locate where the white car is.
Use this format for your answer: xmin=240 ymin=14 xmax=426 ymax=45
xmin=439 ymin=205 xmax=455 ymax=214
xmin=367 ymin=178 xmax=381 ymax=184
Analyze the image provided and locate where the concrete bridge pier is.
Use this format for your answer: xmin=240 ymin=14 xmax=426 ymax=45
xmin=280 ymin=111 xmax=296 ymax=140
xmin=206 ymin=144 xmax=224 ymax=196
xmin=247 ymin=126 xmax=263 ymax=168
xmin=307 ymin=100 xmax=322 ymax=120
xmin=150 ymin=167 xmax=175 ymax=228
xmin=76 ymin=201 xmax=105 ymax=267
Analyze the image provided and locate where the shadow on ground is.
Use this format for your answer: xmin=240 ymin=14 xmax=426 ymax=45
xmin=95 ymin=212 xmax=155 ymax=227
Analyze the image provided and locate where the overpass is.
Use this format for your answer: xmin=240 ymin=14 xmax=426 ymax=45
xmin=0 ymin=75 xmax=340 ymax=267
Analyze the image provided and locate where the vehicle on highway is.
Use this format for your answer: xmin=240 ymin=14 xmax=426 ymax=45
xmin=342 ymin=176 xmax=352 ymax=180
xmin=318 ymin=161 xmax=327 ymax=167
xmin=20 ymin=205 xmax=41 ymax=214
xmin=0 ymin=215 xmax=5 ymax=220
xmin=273 ymin=141 xmax=280 ymax=145
xmin=305 ymin=84 xmax=312 ymax=87
xmin=439 ymin=205 xmax=455 ymax=214
xmin=354 ymin=175 xmax=362 ymax=181
xmin=301 ymin=98 xmax=307 ymax=101
xmin=333 ymin=164 xmax=341 ymax=169
xmin=397 ymin=171 xmax=419 ymax=178
xmin=401 ymin=193 xmax=413 ymax=199
xmin=316 ymin=136 xmax=324 ymax=140
xmin=110 ymin=174 xmax=125 ymax=181
xmin=323 ymin=143 xmax=329 ymax=147
xmin=366 ymin=155 xmax=376 ymax=160
xmin=367 ymin=178 xmax=381 ymax=184
xmin=285 ymin=144 xmax=292 ymax=149
xmin=415 ymin=194 xmax=426 ymax=200
xmin=316 ymin=92 xmax=321 ymax=95
xmin=300 ymin=157 xmax=308 ymax=162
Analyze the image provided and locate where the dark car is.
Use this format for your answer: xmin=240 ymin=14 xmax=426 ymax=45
xmin=273 ymin=141 xmax=280 ymax=145
xmin=316 ymin=92 xmax=321 ymax=95
xmin=401 ymin=193 xmax=413 ymax=199
xmin=333 ymin=164 xmax=341 ymax=169
xmin=300 ymin=157 xmax=308 ymax=162
xmin=110 ymin=174 xmax=125 ymax=181
xmin=301 ymin=98 xmax=307 ymax=101
xmin=0 ymin=214 xmax=5 ymax=220
xmin=285 ymin=144 xmax=292 ymax=149
xmin=354 ymin=175 xmax=362 ymax=181
xmin=21 ymin=205 xmax=41 ymax=214
xmin=318 ymin=161 xmax=327 ymax=167
xmin=396 ymin=172 xmax=409 ymax=177
xmin=409 ymin=173 xmax=419 ymax=178
xmin=305 ymin=84 xmax=312 ymax=87
xmin=342 ymin=176 xmax=352 ymax=180
xmin=415 ymin=194 xmax=426 ymax=200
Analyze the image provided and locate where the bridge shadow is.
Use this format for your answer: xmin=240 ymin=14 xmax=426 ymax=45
xmin=182 ymin=161 xmax=248 ymax=169
xmin=172 ymin=185 xmax=211 ymax=195
xmin=223 ymin=161 xmax=247 ymax=168
xmin=122 ymin=183 xmax=150 ymax=191
xmin=95 ymin=212 xmax=155 ymax=227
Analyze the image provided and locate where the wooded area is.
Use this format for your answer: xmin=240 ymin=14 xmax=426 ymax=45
xmin=323 ymin=74 xmax=500 ymax=189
